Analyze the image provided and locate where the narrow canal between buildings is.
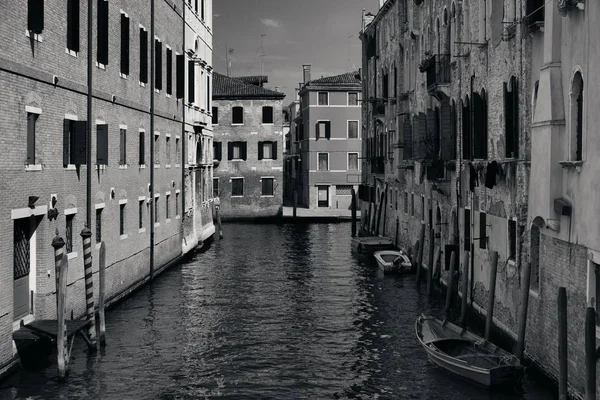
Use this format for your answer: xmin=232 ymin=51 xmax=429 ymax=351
xmin=2 ymin=223 xmax=556 ymax=399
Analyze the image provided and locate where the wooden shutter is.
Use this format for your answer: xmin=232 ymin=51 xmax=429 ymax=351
xmin=473 ymin=93 xmax=483 ymax=159
xmin=120 ymin=14 xmax=129 ymax=75
xmin=26 ymin=114 xmax=36 ymax=164
xmin=96 ymin=124 xmax=108 ymax=165
xmin=440 ymin=102 xmax=452 ymax=161
xmin=166 ymin=48 xmax=172 ymax=95
xmin=155 ymin=39 xmax=162 ymax=90
xmin=63 ymin=119 xmax=71 ymax=166
xmin=67 ymin=0 xmax=80 ymax=52
xmin=479 ymin=212 xmax=487 ymax=249
xmin=176 ymin=54 xmax=184 ymax=98
xmin=258 ymin=141 xmax=264 ymax=160
xmin=139 ymin=131 xmax=145 ymax=164
xmin=316 ymin=122 xmax=321 ymax=140
xmin=325 ymin=121 xmax=331 ymax=139
xmin=97 ymin=0 xmax=109 ymax=65
xmin=241 ymin=142 xmax=247 ymax=160
xmin=119 ymin=129 xmax=126 ymax=165
xmin=272 ymin=141 xmax=278 ymax=160
xmin=28 ymin=0 xmax=44 ymax=34
xmin=403 ymin=119 xmax=412 ymax=159
xmin=188 ymin=60 xmax=195 ymax=103
xmin=72 ymin=121 xmax=87 ymax=165
xmin=426 ymin=109 xmax=435 ymax=158
xmin=140 ymin=29 xmax=148 ymax=83
xmin=227 ymin=142 xmax=233 ymax=160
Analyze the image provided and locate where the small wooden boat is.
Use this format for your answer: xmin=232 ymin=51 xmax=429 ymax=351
xmin=351 ymin=236 xmax=395 ymax=255
xmin=373 ymin=250 xmax=412 ymax=274
xmin=415 ymin=315 xmax=523 ymax=387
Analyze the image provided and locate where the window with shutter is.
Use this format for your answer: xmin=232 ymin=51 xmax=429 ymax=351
xmin=67 ymin=0 xmax=80 ymax=53
xmin=72 ymin=121 xmax=88 ymax=165
xmin=28 ymin=0 xmax=44 ymax=34
xmin=232 ymin=107 xmax=243 ymax=124
xmin=97 ymin=0 xmax=109 ymax=65
xmin=140 ymin=28 xmax=148 ymax=83
xmin=166 ymin=48 xmax=172 ymax=95
xmin=120 ymin=13 xmax=129 ymax=74
xmin=119 ymin=129 xmax=127 ymax=165
xmin=258 ymin=141 xmax=264 ymax=160
xmin=26 ymin=113 xmax=37 ymax=165
xmin=212 ymin=107 xmax=218 ymax=124
xmin=262 ymin=107 xmax=274 ymax=124
xmin=176 ymin=54 xmax=184 ymax=99
xmin=96 ymin=124 xmax=108 ymax=165
xmin=272 ymin=141 xmax=278 ymax=160
xmin=155 ymin=39 xmax=162 ymax=90
xmin=241 ymin=142 xmax=247 ymax=160
xmin=188 ymin=60 xmax=195 ymax=103
xmin=139 ymin=131 xmax=145 ymax=165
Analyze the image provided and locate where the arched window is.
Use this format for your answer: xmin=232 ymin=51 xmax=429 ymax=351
xmin=450 ymin=3 xmax=456 ymax=58
xmin=571 ymin=71 xmax=584 ymax=161
xmin=462 ymin=95 xmax=471 ymax=160
xmin=436 ymin=18 xmax=441 ymax=55
xmin=196 ymin=140 xmax=202 ymax=165
xmin=451 ymin=99 xmax=457 ymax=159
xmin=504 ymin=76 xmax=519 ymax=158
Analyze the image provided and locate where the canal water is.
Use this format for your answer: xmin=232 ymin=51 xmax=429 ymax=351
xmin=1 ymin=223 xmax=556 ymax=399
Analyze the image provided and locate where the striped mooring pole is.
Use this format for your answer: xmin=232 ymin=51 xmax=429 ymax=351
xmin=80 ymin=226 xmax=97 ymax=346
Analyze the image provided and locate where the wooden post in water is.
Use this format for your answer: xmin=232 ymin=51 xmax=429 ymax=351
xmin=557 ymin=287 xmax=568 ymax=400
xmin=484 ymin=251 xmax=499 ymax=341
xmin=460 ymin=251 xmax=470 ymax=328
xmin=444 ymin=251 xmax=457 ymax=321
xmin=351 ymin=188 xmax=357 ymax=238
xmin=215 ymin=205 xmax=223 ymax=239
xmin=57 ymin=253 xmax=69 ymax=382
xmin=416 ymin=222 xmax=426 ymax=284
xmin=515 ymin=261 xmax=532 ymax=361
xmin=412 ymin=241 xmax=419 ymax=273
xmin=98 ymin=242 xmax=107 ymax=347
xmin=80 ymin=226 xmax=97 ymax=348
xmin=426 ymin=228 xmax=434 ymax=298
xmin=395 ymin=217 xmax=399 ymax=247
xmin=585 ymin=306 xmax=596 ymax=400
xmin=375 ymin=191 xmax=384 ymax=236
xmin=293 ymin=190 xmax=298 ymax=218
xmin=381 ymin=184 xmax=388 ymax=236
xmin=433 ymin=246 xmax=441 ymax=283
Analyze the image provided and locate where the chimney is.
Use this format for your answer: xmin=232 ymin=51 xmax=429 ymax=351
xmin=295 ymin=88 xmax=300 ymax=100
xmin=303 ymin=65 xmax=311 ymax=84
xmin=275 ymin=86 xmax=281 ymax=92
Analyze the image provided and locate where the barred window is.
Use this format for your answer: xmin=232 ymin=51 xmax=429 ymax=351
xmin=336 ymin=185 xmax=353 ymax=196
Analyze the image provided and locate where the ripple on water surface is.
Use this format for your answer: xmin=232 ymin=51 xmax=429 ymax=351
xmin=0 ymin=223 xmax=556 ymax=399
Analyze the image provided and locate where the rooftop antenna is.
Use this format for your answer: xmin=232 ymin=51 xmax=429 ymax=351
xmin=226 ymin=47 xmax=235 ymax=77
xmin=257 ymin=34 xmax=267 ymax=76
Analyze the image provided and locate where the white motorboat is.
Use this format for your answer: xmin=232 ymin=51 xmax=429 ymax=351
xmin=373 ymin=250 xmax=412 ymax=274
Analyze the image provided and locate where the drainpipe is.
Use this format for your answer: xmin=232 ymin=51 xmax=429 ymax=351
xmin=86 ymin=0 xmax=93 ymax=229
xmin=149 ymin=0 xmax=155 ymax=279
xmin=469 ymin=74 xmax=475 ymax=307
xmin=181 ymin=1 xmax=186 ymax=242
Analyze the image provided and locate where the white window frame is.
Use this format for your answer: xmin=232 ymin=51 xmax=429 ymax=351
xmin=175 ymin=189 xmax=181 ymax=219
xmin=154 ymin=193 xmax=160 ymax=227
xmin=138 ymin=196 xmax=146 ymax=233
xmin=347 ymin=152 xmax=359 ymax=171
xmin=64 ymin=114 xmax=79 ymax=170
xmin=317 ymin=152 xmax=329 ymax=171
xmin=347 ymin=120 xmax=360 ymax=139
xmin=260 ymin=176 xmax=275 ymax=197
xmin=317 ymin=92 xmax=329 ymax=106
xmin=347 ymin=92 xmax=360 ymax=106
xmin=230 ymin=177 xmax=245 ymax=197
xmin=316 ymin=120 xmax=330 ymax=140
xmin=25 ymin=105 xmax=42 ymax=171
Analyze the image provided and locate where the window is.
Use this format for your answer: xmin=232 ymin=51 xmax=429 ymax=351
xmin=140 ymin=27 xmax=148 ymax=83
xmin=175 ymin=192 xmax=180 ymax=216
xmin=139 ymin=131 xmax=146 ymax=165
xmin=155 ymin=39 xmax=162 ymax=90
xmin=213 ymin=178 xmax=219 ymax=197
xmin=395 ymin=190 xmax=398 ymax=210
xmin=473 ymin=90 xmax=488 ymax=160
xmin=348 ymin=92 xmax=359 ymax=106
xmin=138 ymin=200 xmax=144 ymax=229
xmin=166 ymin=194 xmax=170 ymax=219
xmin=261 ymin=178 xmax=274 ymax=196
xmin=63 ymin=119 xmax=87 ymax=166
xmin=166 ymin=47 xmax=172 ymax=95
xmin=336 ymin=185 xmax=353 ymax=196
xmin=258 ymin=141 xmax=278 ymax=160
xmin=348 ymin=153 xmax=359 ymax=171
xmin=154 ymin=197 xmax=159 ymax=223
xmin=421 ymin=195 xmax=425 ymax=222
xmin=462 ymin=96 xmax=471 ymax=160
xmin=166 ymin=136 xmax=171 ymax=164
xmin=318 ymin=92 xmax=329 ymax=105
xmin=508 ymin=219 xmax=517 ymax=261
xmin=201 ymin=0 xmax=205 ymax=20
xmin=26 ymin=113 xmax=38 ymax=165
xmin=176 ymin=53 xmax=184 ymax=99
xmin=571 ymin=71 xmax=584 ymax=161
xmin=97 ymin=0 xmax=109 ymax=65
xmin=175 ymin=137 xmax=180 ymax=162
xmin=411 ymin=193 xmax=415 ymax=216
xmin=119 ymin=12 xmax=129 ymax=74
xmin=212 ymin=107 xmax=218 ymax=124
xmin=206 ymin=75 xmax=210 ymax=110
xmin=479 ymin=212 xmax=487 ymax=249
xmin=232 ymin=106 xmax=244 ymax=124
xmin=464 ymin=210 xmax=471 ymax=251
xmin=28 ymin=0 xmax=44 ymax=34
xmin=154 ymin=133 xmax=160 ymax=164
xmin=120 ymin=204 xmax=125 ymax=235
xmin=67 ymin=0 xmax=80 ymax=53
xmin=316 ymin=121 xmax=331 ymax=140
xmin=318 ymin=153 xmax=329 ymax=171
xmin=262 ymin=106 xmax=274 ymax=124
xmin=213 ymin=141 xmax=222 ymax=161
xmin=96 ymin=208 xmax=102 ymax=243
xmin=348 ymin=121 xmax=359 ymax=139
xmin=404 ymin=192 xmax=408 ymax=214
xmin=227 ymin=141 xmax=247 ymax=160
xmin=188 ymin=60 xmax=195 ymax=103
xmin=65 ymin=214 xmax=74 ymax=253
xmin=505 ymin=77 xmax=519 ymax=158
xmin=231 ymin=178 xmax=244 ymax=197
xmin=119 ymin=128 xmax=127 ymax=165
xmin=96 ymin=124 xmax=108 ymax=165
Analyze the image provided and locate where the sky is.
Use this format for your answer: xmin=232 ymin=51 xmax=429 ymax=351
xmin=213 ymin=0 xmax=379 ymax=104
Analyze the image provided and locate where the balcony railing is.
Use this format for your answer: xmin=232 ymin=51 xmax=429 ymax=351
xmin=370 ymin=156 xmax=384 ymax=174
xmin=426 ymin=54 xmax=451 ymax=90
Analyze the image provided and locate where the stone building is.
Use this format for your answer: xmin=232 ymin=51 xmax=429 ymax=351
xmin=212 ymin=73 xmax=285 ymax=220
xmin=360 ymin=0 xmax=532 ymax=378
xmin=288 ymin=66 xmax=363 ymax=210
xmin=0 ymin=0 xmax=213 ymax=377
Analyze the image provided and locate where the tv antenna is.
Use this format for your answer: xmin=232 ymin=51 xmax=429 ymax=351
xmin=257 ymin=34 xmax=267 ymax=76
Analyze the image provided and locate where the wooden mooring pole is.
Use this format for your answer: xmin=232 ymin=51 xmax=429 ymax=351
xmin=293 ymin=190 xmax=298 ymax=218
xmin=215 ymin=204 xmax=223 ymax=239
xmin=558 ymin=287 xmax=568 ymax=400
xmin=460 ymin=251 xmax=470 ymax=328
xmin=515 ymin=261 xmax=532 ymax=362
xmin=444 ymin=250 xmax=457 ymax=321
xmin=351 ymin=188 xmax=357 ymax=238
xmin=98 ymin=242 xmax=107 ymax=347
xmin=585 ymin=306 xmax=596 ymax=400
xmin=484 ymin=251 xmax=498 ymax=341
xmin=416 ymin=222 xmax=426 ymax=285
xmin=426 ymin=228 xmax=434 ymax=298
xmin=375 ymin=191 xmax=384 ymax=236
xmin=51 ymin=232 xmax=68 ymax=381
xmin=395 ymin=217 xmax=399 ymax=247
xmin=80 ymin=226 xmax=97 ymax=348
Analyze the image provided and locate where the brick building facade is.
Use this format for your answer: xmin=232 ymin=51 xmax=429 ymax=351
xmin=0 ymin=0 xmax=213 ymax=377
xmin=212 ymin=73 xmax=285 ymax=220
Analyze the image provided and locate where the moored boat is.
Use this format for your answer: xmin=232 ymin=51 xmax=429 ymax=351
xmin=351 ymin=236 xmax=395 ymax=255
xmin=415 ymin=315 xmax=523 ymax=387
xmin=373 ymin=250 xmax=412 ymax=274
